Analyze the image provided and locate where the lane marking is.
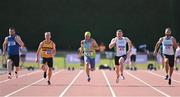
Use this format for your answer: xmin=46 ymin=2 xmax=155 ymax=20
xmin=174 ymin=72 xmax=180 ymax=76
xmin=59 ymin=70 xmax=83 ymax=97
xmin=0 ymin=70 xmax=41 ymax=84
xmin=126 ymin=71 xmax=171 ymax=97
xmin=4 ymin=70 xmax=63 ymax=97
xmin=147 ymin=71 xmax=180 ymax=84
xmin=102 ymin=70 xmax=116 ymax=97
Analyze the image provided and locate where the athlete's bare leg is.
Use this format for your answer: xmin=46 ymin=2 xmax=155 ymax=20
xmin=85 ymin=63 xmax=90 ymax=82
xmin=47 ymin=68 xmax=52 ymax=85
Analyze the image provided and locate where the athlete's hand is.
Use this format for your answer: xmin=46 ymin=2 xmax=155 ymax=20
xmin=36 ymin=58 xmax=39 ymax=63
xmin=127 ymin=50 xmax=131 ymax=57
xmin=112 ymin=37 xmax=117 ymax=44
xmin=153 ymin=50 xmax=157 ymax=55
xmin=2 ymin=51 xmax=6 ymax=56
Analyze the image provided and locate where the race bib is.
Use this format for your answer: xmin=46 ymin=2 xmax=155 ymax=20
xmin=46 ymin=50 xmax=52 ymax=54
xmin=8 ymin=41 xmax=16 ymax=46
xmin=118 ymin=46 xmax=125 ymax=51
xmin=84 ymin=51 xmax=93 ymax=57
xmin=165 ymin=46 xmax=171 ymax=49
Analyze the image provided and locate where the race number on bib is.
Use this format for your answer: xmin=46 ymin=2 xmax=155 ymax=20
xmin=84 ymin=51 xmax=93 ymax=56
xmin=118 ymin=46 xmax=125 ymax=51
xmin=46 ymin=50 xmax=52 ymax=54
xmin=8 ymin=41 xmax=16 ymax=46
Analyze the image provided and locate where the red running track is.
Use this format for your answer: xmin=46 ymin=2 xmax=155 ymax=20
xmin=0 ymin=69 xmax=180 ymax=97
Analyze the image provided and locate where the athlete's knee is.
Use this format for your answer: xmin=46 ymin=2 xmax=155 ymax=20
xmin=164 ymin=58 xmax=169 ymax=63
xmin=7 ymin=59 xmax=12 ymax=65
xmin=48 ymin=68 xmax=52 ymax=72
xmin=119 ymin=57 xmax=124 ymax=65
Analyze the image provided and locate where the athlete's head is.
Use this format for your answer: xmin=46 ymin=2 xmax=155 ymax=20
xmin=45 ymin=32 xmax=51 ymax=41
xmin=116 ymin=29 xmax=123 ymax=38
xmin=9 ymin=27 xmax=16 ymax=36
xmin=84 ymin=31 xmax=91 ymax=40
xmin=164 ymin=27 xmax=171 ymax=37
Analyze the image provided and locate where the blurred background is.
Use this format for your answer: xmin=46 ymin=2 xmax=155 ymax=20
xmin=0 ymin=0 xmax=180 ymax=71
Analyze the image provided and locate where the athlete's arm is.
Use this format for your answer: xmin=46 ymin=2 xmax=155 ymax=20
xmin=80 ymin=40 xmax=84 ymax=51
xmin=172 ymin=37 xmax=178 ymax=49
xmin=126 ymin=37 xmax=132 ymax=56
xmin=109 ymin=37 xmax=117 ymax=49
xmin=15 ymin=35 xmax=24 ymax=47
xmin=52 ymin=42 xmax=56 ymax=57
xmin=36 ymin=42 xmax=43 ymax=63
xmin=154 ymin=37 xmax=163 ymax=54
xmin=92 ymin=39 xmax=99 ymax=50
xmin=2 ymin=37 xmax=8 ymax=56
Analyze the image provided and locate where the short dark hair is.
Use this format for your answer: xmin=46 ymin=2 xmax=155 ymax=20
xmin=117 ymin=29 xmax=123 ymax=32
xmin=9 ymin=27 xmax=16 ymax=31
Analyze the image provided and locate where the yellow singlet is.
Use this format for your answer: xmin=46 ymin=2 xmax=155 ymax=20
xmin=41 ymin=40 xmax=54 ymax=58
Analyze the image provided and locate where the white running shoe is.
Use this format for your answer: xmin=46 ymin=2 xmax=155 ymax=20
xmin=8 ymin=74 xmax=12 ymax=79
xmin=120 ymin=75 xmax=125 ymax=80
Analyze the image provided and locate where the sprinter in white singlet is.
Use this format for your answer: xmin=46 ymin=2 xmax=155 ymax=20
xmin=154 ymin=27 xmax=177 ymax=85
xmin=109 ymin=29 xmax=132 ymax=83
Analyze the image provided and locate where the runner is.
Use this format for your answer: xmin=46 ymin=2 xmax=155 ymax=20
xmin=130 ymin=44 xmax=137 ymax=71
xmin=36 ymin=32 xmax=56 ymax=85
xmin=175 ymin=43 xmax=180 ymax=70
xmin=109 ymin=29 xmax=132 ymax=83
xmin=80 ymin=31 xmax=99 ymax=82
xmin=2 ymin=27 xmax=24 ymax=79
xmin=154 ymin=27 xmax=177 ymax=85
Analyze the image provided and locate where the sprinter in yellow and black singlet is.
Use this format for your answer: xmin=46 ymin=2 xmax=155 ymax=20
xmin=36 ymin=32 xmax=56 ymax=85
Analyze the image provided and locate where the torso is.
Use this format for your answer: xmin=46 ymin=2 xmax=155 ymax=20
xmin=115 ymin=37 xmax=128 ymax=56
xmin=41 ymin=40 xmax=54 ymax=58
xmin=7 ymin=35 xmax=20 ymax=55
xmin=83 ymin=38 xmax=96 ymax=58
xmin=162 ymin=36 xmax=174 ymax=55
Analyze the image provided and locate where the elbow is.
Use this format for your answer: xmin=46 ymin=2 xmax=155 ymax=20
xmin=109 ymin=45 xmax=112 ymax=49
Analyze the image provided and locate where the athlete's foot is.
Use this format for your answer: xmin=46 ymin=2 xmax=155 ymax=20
xmin=43 ymin=72 xmax=47 ymax=78
xmin=120 ymin=74 xmax=125 ymax=80
xmin=168 ymin=78 xmax=171 ymax=85
xmin=8 ymin=73 xmax=12 ymax=79
xmin=164 ymin=75 xmax=169 ymax=80
xmin=116 ymin=75 xmax=120 ymax=83
xmin=8 ymin=75 xmax=12 ymax=79
xmin=15 ymin=72 xmax=18 ymax=78
xmin=47 ymin=80 xmax=51 ymax=85
xmin=130 ymin=67 xmax=133 ymax=71
xmin=87 ymin=77 xmax=91 ymax=82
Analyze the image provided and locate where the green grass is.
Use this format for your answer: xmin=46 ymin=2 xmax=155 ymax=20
xmin=1 ymin=56 xmax=180 ymax=70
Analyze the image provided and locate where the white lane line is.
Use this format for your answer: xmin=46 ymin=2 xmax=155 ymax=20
xmin=59 ymin=70 xmax=83 ymax=97
xmin=126 ymin=71 xmax=171 ymax=97
xmin=102 ymin=70 xmax=116 ymax=97
xmin=147 ymin=71 xmax=180 ymax=84
xmin=174 ymin=72 xmax=180 ymax=76
xmin=0 ymin=70 xmax=41 ymax=84
xmin=4 ymin=70 xmax=63 ymax=97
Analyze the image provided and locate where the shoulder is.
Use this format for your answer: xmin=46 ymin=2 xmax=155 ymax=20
xmin=15 ymin=34 xmax=20 ymax=37
xmin=159 ymin=37 xmax=164 ymax=41
xmin=171 ymin=36 xmax=176 ymax=40
xmin=81 ymin=39 xmax=85 ymax=43
xmin=111 ymin=37 xmax=116 ymax=41
xmin=5 ymin=36 xmax=9 ymax=40
xmin=51 ymin=41 xmax=56 ymax=46
xmin=124 ymin=37 xmax=130 ymax=41
xmin=91 ymin=38 xmax=96 ymax=42
xmin=40 ymin=41 xmax=45 ymax=45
